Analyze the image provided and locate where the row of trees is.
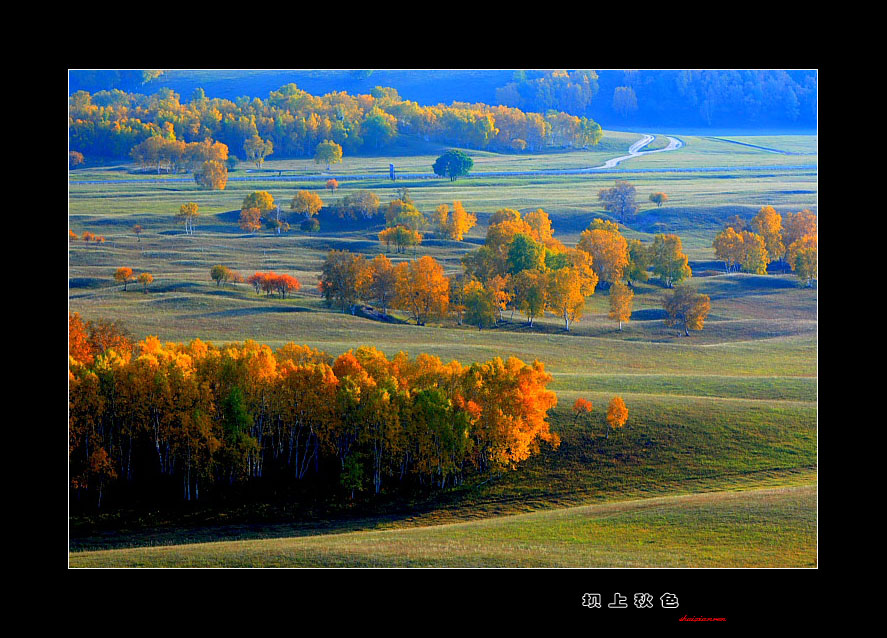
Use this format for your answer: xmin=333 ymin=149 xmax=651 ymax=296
xmin=712 ymin=206 xmax=817 ymax=285
xmin=69 ymin=84 xmax=604 ymax=163
xmin=69 ymin=313 xmax=560 ymax=509
xmin=113 ymin=267 xmax=153 ymax=292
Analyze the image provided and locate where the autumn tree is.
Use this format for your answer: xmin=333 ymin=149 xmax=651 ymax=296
xmin=393 ymin=256 xmax=450 ymax=326
xmin=651 ymin=233 xmax=692 ymax=287
xmin=606 ymin=396 xmax=628 ymax=439
xmin=114 ymin=267 xmax=133 ymax=291
xmin=133 ymin=224 xmax=143 ymax=242
xmin=608 ymin=281 xmax=633 ymax=331
xmin=211 ymin=265 xmax=233 ymax=286
xmin=239 ymin=208 xmax=262 ymax=234
xmin=273 ymin=274 xmax=301 ymax=299
xmin=576 ymin=223 xmax=629 ymax=286
xmin=137 ymin=272 xmax=153 ymax=293
xmin=598 ymin=180 xmax=638 ymax=223
xmin=315 ymin=140 xmax=343 ymax=170
xmin=176 ymin=202 xmax=199 ymax=235
xmin=183 ymin=139 xmax=229 ymax=172
xmin=378 ymin=225 xmax=422 ymax=254
xmin=243 ymin=134 xmax=273 ymax=168
xmin=649 ymin=192 xmax=669 ymax=207
xmin=573 ymin=398 xmax=593 ymax=424
xmin=712 ymin=226 xmax=744 ymax=273
xmin=738 ymin=230 xmax=769 ymax=275
xmin=326 ymin=179 xmax=339 ymax=194
xmin=782 ymin=209 xmax=817 ymax=248
xmin=334 ymin=190 xmax=380 ymax=220
xmin=291 ymin=190 xmax=323 ymax=219
xmin=242 ymin=191 xmax=275 ymax=216
xmin=750 ymin=205 xmax=784 ymax=267
xmin=787 ymin=234 xmax=817 ymax=286
xmin=547 ymin=249 xmax=598 ymax=331
xmin=360 ymin=254 xmax=397 ymax=316
xmin=194 ymin=160 xmax=227 ymax=190
xmin=319 ymin=250 xmax=367 ymax=314
xmin=70 ymin=151 xmax=85 ymax=168
xmin=663 ymin=284 xmax=711 ymax=336
xmin=385 ymin=198 xmax=426 ymax=232
xmin=433 ymin=201 xmax=478 ymax=241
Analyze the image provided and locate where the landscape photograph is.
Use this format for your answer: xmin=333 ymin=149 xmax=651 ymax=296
xmin=67 ymin=69 xmax=817 ymax=586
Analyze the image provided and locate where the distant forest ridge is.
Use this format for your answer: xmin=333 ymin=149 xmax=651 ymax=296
xmin=69 ymin=69 xmax=818 ymax=130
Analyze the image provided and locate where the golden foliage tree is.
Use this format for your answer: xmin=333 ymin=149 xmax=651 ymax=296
xmin=608 ymin=281 xmax=634 ymax=331
xmin=663 ymin=284 xmax=711 ymax=336
xmin=393 ymin=256 xmax=450 ymax=326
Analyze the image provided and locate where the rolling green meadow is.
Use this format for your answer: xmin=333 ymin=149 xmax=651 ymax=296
xmin=68 ymin=128 xmax=817 ymax=568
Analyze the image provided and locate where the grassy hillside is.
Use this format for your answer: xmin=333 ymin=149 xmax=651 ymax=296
xmin=70 ymin=485 xmax=816 ymax=567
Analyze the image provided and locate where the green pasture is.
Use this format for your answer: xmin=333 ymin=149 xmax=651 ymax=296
xmin=69 ymin=485 xmax=816 ymax=567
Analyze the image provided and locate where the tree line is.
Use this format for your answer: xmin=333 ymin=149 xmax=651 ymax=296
xmin=68 ymin=83 xmax=603 ymax=163
xmin=69 ymin=314 xmax=560 ymax=510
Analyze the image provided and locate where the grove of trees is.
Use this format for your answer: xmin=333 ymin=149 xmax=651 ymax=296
xmin=69 ymin=313 xmax=561 ymax=509
xmin=69 ymin=83 xmax=606 ymax=166
xmin=712 ymin=206 xmax=817 ymax=286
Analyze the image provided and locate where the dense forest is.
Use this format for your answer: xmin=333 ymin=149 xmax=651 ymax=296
xmin=68 ymin=83 xmax=604 ymax=161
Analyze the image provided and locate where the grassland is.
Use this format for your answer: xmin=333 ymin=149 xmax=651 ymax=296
xmin=70 ymin=485 xmax=816 ymax=567
xmin=68 ymin=129 xmax=817 ymax=567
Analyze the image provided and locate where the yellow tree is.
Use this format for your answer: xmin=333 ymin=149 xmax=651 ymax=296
xmin=176 ymin=202 xmax=199 ymax=235
xmin=546 ymin=249 xmax=598 ymax=331
xmin=782 ymin=209 xmax=817 ymax=248
xmin=194 ymin=160 xmax=227 ymax=190
xmin=115 ymin=267 xmax=133 ymax=291
xmin=243 ymin=134 xmax=273 ymax=168
xmin=137 ymin=272 xmax=153 ymax=293
xmin=447 ymin=201 xmax=477 ymax=241
xmin=577 ymin=225 xmax=629 ymax=286
xmin=608 ymin=281 xmax=633 ymax=331
xmin=242 ymin=191 xmax=275 ymax=216
xmin=712 ymin=226 xmax=744 ymax=273
xmin=606 ymin=396 xmax=628 ymax=439
xmin=651 ymin=233 xmax=692 ymax=287
xmin=750 ymin=205 xmax=784 ymax=266
xmin=663 ymin=284 xmax=711 ymax=336
xmin=787 ymin=234 xmax=817 ymax=287
xmin=393 ymin=256 xmax=449 ymax=326
xmin=360 ymin=254 xmax=398 ymax=316
xmin=291 ymin=190 xmax=323 ymax=219
xmin=738 ymin=231 xmax=769 ymax=275
xmin=649 ymin=192 xmax=669 ymax=207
